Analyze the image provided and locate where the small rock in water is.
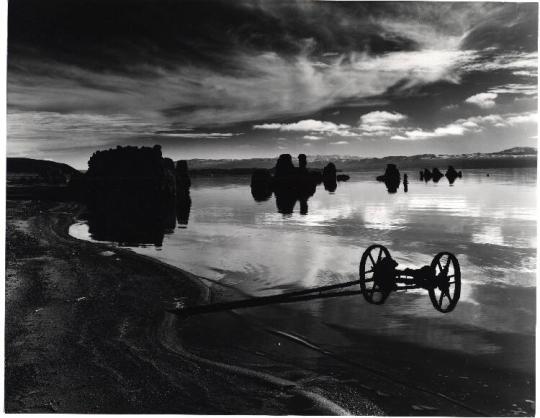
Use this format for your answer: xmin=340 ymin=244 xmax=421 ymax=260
xmin=99 ymin=250 xmax=115 ymax=257
xmin=76 ymin=296 xmax=87 ymax=302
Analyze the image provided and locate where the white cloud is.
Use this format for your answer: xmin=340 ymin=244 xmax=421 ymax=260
xmin=254 ymin=119 xmax=355 ymax=137
xmin=465 ymin=92 xmax=498 ymax=108
xmin=156 ymin=132 xmax=239 ymax=138
xmin=513 ymin=70 xmax=537 ymax=77
xmin=255 ymin=119 xmax=349 ymax=132
xmin=330 ymin=141 xmax=349 ymax=145
xmin=392 ymin=111 xmax=537 ymax=140
xmin=464 ymin=51 xmax=538 ymax=73
xmin=358 ymin=110 xmax=407 ymax=136
xmin=360 ymin=111 xmax=407 ymax=125
xmin=488 ymin=83 xmax=537 ymax=96
xmin=255 ymin=111 xmax=409 ymax=139
xmin=506 ymin=113 xmax=537 ymax=125
xmin=9 ymin=45 xmax=477 ymax=134
xmin=442 ymin=104 xmax=459 ymax=111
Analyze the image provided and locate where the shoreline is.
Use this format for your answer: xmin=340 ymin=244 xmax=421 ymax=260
xmin=6 ymin=199 xmax=534 ymax=415
xmin=5 ymin=199 xmax=377 ymax=414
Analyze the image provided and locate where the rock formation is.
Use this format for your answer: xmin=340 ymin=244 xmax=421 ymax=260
xmin=250 ymin=169 xmax=273 ymax=202
xmin=322 ymin=162 xmax=337 ymax=178
xmin=445 ymin=165 xmax=462 ymax=184
xmin=403 ymin=173 xmax=408 ymax=193
xmin=376 ymin=164 xmax=401 ymax=193
xmin=83 ymin=145 xmax=192 ymax=245
xmin=250 ymin=153 xmax=346 ymax=214
xmin=431 ymin=167 xmax=444 ymax=182
xmin=275 ymin=154 xmax=296 ymax=178
xmin=420 ymin=168 xmax=432 ymax=182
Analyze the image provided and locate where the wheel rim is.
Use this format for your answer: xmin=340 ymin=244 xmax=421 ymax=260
xmin=359 ymin=244 xmax=391 ymax=304
xmin=429 ymin=252 xmax=461 ymax=313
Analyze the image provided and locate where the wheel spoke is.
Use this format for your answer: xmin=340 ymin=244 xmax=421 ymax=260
xmin=438 ymin=291 xmax=445 ymax=307
xmin=377 ymin=248 xmax=383 ymax=262
xmin=365 ymin=268 xmax=374 ymax=274
xmin=444 ymin=256 xmax=451 ymax=272
xmin=447 ymin=274 xmax=455 ymax=279
xmin=368 ymin=253 xmax=376 ymax=266
xmin=437 ymin=260 xmax=443 ymax=272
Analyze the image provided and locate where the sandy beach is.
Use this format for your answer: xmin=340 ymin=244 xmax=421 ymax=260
xmin=5 ymin=200 xmax=380 ymax=414
xmin=6 ymin=198 xmax=534 ymax=415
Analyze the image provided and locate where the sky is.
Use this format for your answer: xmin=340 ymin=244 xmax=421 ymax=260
xmin=7 ymin=0 xmax=539 ymax=169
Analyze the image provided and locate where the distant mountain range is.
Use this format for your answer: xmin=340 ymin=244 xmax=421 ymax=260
xmin=183 ymin=147 xmax=537 ymax=173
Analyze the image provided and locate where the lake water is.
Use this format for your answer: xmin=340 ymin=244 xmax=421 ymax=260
xmin=70 ymin=168 xmax=536 ymax=358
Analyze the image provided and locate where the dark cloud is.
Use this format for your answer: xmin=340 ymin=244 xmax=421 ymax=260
xmin=6 ymin=1 xmax=538 ymax=166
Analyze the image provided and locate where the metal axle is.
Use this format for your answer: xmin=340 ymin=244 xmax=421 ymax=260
xmin=167 ymin=279 xmax=363 ymax=317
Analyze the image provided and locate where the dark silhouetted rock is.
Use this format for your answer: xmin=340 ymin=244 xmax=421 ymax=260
xmin=250 ymin=153 xmax=346 ymax=213
xmin=174 ymin=160 xmax=192 ymax=226
xmin=323 ymin=178 xmax=337 ymax=192
xmin=376 ymin=164 xmax=400 ymax=182
xmin=376 ymin=164 xmax=401 ymax=193
xmin=432 ymin=167 xmax=444 ymax=182
xmin=336 ymin=174 xmax=350 ymax=182
xmin=322 ymin=162 xmax=337 ymax=178
xmin=445 ymin=165 xmax=462 ymax=184
xmin=82 ymin=145 xmax=193 ymax=244
xmin=421 ymin=168 xmax=432 ymax=182
xmin=176 ymin=194 xmax=192 ymax=228
xmin=250 ymin=169 xmax=273 ymax=202
xmin=275 ymin=154 xmax=295 ymax=178
xmin=403 ymin=173 xmax=408 ymax=193
xmin=176 ymin=160 xmax=192 ymax=190
xmin=298 ymin=154 xmax=307 ymax=171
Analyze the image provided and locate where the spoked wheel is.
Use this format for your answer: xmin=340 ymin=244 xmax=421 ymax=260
xmin=359 ymin=244 xmax=392 ymax=304
xmin=429 ymin=252 xmax=461 ymax=313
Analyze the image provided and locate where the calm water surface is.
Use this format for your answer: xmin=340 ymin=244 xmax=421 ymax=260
xmin=70 ymin=168 xmax=536 ymax=356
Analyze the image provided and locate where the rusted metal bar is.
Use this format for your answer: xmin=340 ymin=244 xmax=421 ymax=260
xmin=167 ymin=279 xmax=362 ymax=317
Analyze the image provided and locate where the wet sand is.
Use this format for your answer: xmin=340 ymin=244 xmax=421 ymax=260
xmin=6 ymin=200 xmax=534 ymax=415
xmin=5 ymin=200 xmax=376 ymax=414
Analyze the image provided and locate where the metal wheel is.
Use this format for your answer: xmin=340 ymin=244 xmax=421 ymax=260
xmin=359 ymin=244 xmax=392 ymax=304
xmin=429 ymin=252 xmax=461 ymax=313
